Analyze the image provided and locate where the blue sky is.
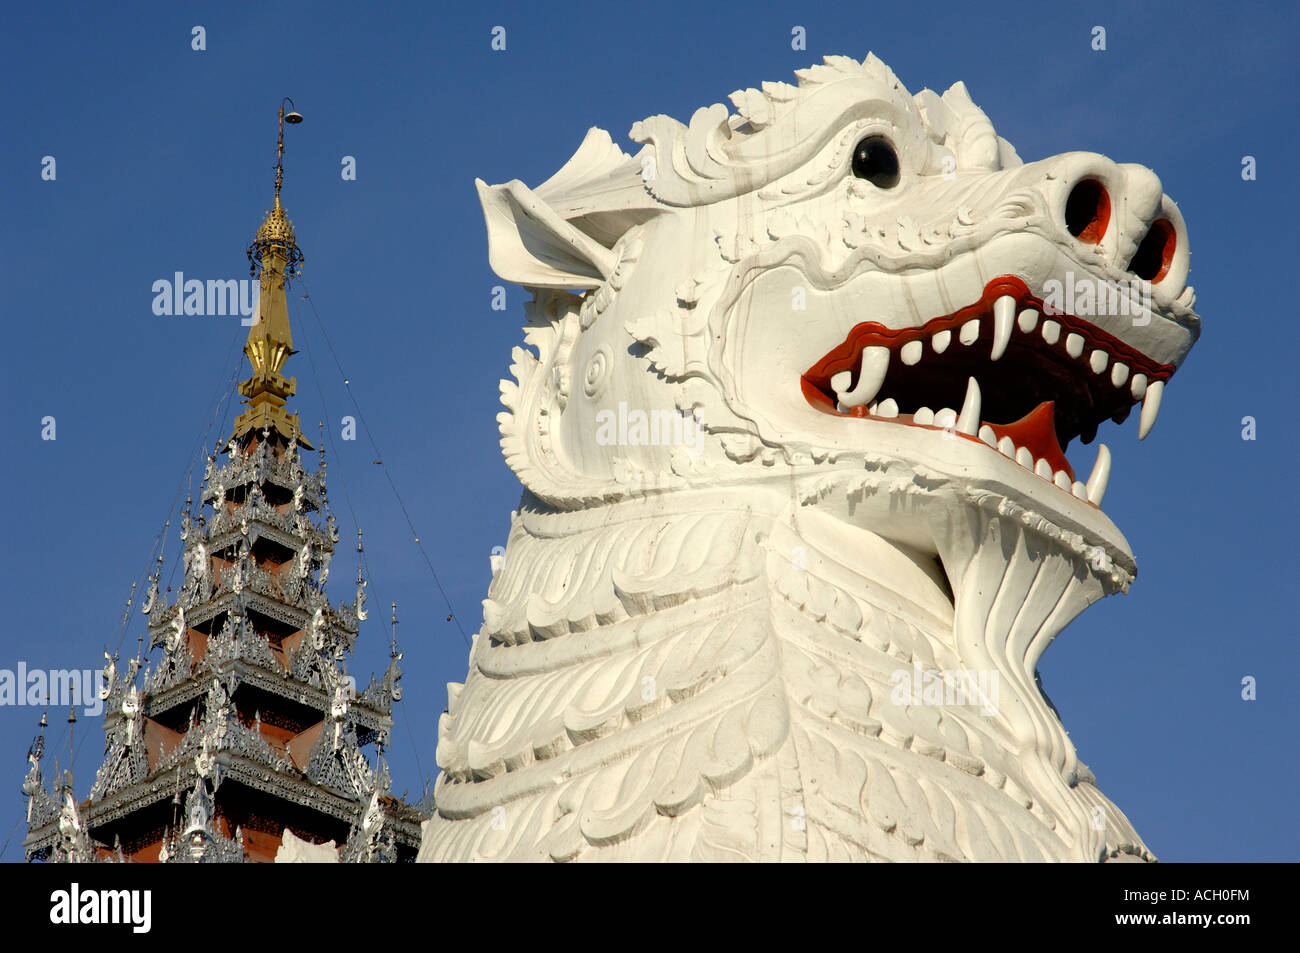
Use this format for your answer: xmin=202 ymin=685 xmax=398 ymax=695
xmin=1 ymin=0 xmax=1295 ymax=861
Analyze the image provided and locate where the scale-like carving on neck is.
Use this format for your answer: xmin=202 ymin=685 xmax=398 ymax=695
xmin=423 ymin=485 xmax=1151 ymax=862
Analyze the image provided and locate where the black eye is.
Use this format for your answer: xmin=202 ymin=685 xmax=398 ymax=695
xmin=851 ymin=136 xmax=900 ymax=189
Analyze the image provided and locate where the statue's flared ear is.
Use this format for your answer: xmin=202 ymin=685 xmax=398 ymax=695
xmin=476 ymin=178 xmax=617 ymax=289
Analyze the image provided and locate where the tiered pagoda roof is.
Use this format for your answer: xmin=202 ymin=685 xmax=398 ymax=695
xmin=22 ymin=100 xmax=423 ymax=863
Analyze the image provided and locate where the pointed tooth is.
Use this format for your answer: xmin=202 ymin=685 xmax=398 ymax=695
xmin=1015 ymin=446 xmax=1034 ymax=469
xmin=868 ymin=401 xmax=878 ymax=415
xmin=1041 ymin=320 xmax=1060 ymax=345
xmin=1089 ymin=349 xmax=1108 ymax=374
xmin=1065 ymin=333 xmax=1085 ymax=358
xmin=990 ymin=296 xmax=1015 ymax=360
xmin=978 ymin=424 xmax=997 ymax=447
xmin=875 ymin=398 xmax=899 ymax=418
xmin=1017 ymin=308 xmax=1039 ymax=333
xmin=1053 ymin=470 xmax=1071 ymax=490
xmin=913 ymin=407 xmax=934 ymax=426
xmin=931 ymin=329 xmax=951 ymax=354
xmin=959 ymin=319 xmax=980 ymax=345
xmin=1130 ymin=373 xmax=1148 ymax=399
xmin=900 ymin=340 xmax=923 ymax=366
xmin=1034 ymin=458 xmax=1053 ymax=479
xmin=997 ymin=436 xmax=1016 ymax=457
xmin=836 ymin=346 xmax=889 ymax=406
xmin=1086 ymin=444 xmax=1111 ymax=504
xmin=956 ymin=376 xmax=981 ymax=435
xmin=1111 ymin=362 xmax=1130 ymax=387
xmin=1071 ymin=480 xmax=1088 ymax=500
xmin=1138 ymin=380 xmax=1164 ymax=440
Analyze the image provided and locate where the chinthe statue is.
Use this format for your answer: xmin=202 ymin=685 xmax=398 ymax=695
xmin=419 ymin=54 xmax=1198 ymax=862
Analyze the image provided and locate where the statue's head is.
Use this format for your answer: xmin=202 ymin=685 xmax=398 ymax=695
xmin=479 ymin=53 xmax=1199 ymax=592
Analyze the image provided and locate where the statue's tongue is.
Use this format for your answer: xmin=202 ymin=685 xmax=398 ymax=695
xmin=986 ymin=401 xmax=1073 ymax=480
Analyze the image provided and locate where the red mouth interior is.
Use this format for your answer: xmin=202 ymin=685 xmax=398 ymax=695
xmin=801 ymin=276 xmax=1175 ymax=486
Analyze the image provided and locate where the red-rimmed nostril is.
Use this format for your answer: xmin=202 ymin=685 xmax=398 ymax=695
xmin=1065 ymin=179 xmax=1111 ymax=245
xmin=1128 ymin=219 xmax=1176 ymax=282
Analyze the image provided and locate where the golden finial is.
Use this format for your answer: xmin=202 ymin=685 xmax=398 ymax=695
xmin=248 ymin=98 xmax=305 ymax=280
xmin=232 ymin=99 xmax=311 ymax=448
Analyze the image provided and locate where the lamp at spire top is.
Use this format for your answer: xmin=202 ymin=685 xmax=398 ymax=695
xmin=247 ymin=98 xmax=305 ymax=280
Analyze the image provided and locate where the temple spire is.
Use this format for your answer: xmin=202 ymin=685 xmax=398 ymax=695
xmin=20 ymin=98 xmax=422 ymax=864
xmin=233 ymin=99 xmax=309 ymax=446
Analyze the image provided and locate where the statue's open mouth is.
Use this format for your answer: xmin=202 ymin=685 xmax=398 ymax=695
xmin=801 ymin=275 xmax=1176 ymax=505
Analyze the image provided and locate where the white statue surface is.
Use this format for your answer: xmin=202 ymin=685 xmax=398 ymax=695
xmin=275 ymin=828 xmax=340 ymax=863
xmin=419 ymin=54 xmax=1199 ymax=862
